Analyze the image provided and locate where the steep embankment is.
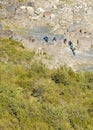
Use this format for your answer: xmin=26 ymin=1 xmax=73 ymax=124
xmin=0 ymin=38 xmax=93 ymax=130
xmin=0 ymin=1 xmax=93 ymax=130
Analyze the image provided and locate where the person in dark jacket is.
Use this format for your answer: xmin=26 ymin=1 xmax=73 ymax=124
xmin=52 ymin=36 xmax=57 ymax=41
xmin=63 ymin=38 xmax=67 ymax=44
xmin=68 ymin=41 xmax=76 ymax=56
xmin=72 ymin=47 xmax=76 ymax=56
xmin=68 ymin=41 xmax=73 ymax=46
xmin=43 ymin=36 xmax=48 ymax=42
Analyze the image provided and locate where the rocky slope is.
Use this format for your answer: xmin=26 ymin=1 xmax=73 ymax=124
xmin=0 ymin=0 xmax=93 ymax=71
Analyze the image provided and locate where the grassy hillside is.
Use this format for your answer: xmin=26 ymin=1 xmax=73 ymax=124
xmin=0 ymin=38 xmax=93 ymax=130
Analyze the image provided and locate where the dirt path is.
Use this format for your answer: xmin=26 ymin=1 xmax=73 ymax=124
xmin=22 ymin=35 xmax=93 ymax=71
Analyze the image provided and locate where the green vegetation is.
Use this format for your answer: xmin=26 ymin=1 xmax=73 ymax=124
xmin=0 ymin=37 xmax=93 ymax=130
xmin=4 ymin=25 xmax=10 ymax=30
xmin=0 ymin=5 xmax=2 ymax=9
xmin=91 ymin=44 xmax=93 ymax=49
xmin=59 ymin=0 xmax=72 ymax=4
xmin=18 ymin=0 xmax=24 ymax=2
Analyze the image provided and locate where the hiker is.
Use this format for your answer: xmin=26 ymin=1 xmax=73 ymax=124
xmin=68 ymin=41 xmax=73 ymax=47
xmin=70 ymin=44 xmax=73 ymax=50
xmin=43 ymin=36 xmax=48 ymax=42
xmin=52 ymin=36 xmax=57 ymax=42
xmin=79 ymin=29 xmax=82 ymax=33
xmin=68 ymin=41 xmax=76 ymax=56
xmin=63 ymin=38 xmax=67 ymax=44
xmin=72 ymin=48 xmax=76 ymax=56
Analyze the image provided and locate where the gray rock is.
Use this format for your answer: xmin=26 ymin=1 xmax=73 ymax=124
xmin=16 ymin=6 xmax=34 ymax=17
xmin=27 ymin=1 xmax=34 ymax=7
xmin=26 ymin=6 xmax=34 ymax=15
xmin=0 ymin=9 xmax=7 ymax=18
xmin=35 ymin=7 xmax=44 ymax=15
xmin=12 ymin=34 xmax=23 ymax=41
xmin=67 ymin=23 xmax=80 ymax=32
xmin=0 ymin=30 xmax=13 ymax=38
xmin=6 ymin=5 xmax=16 ymax=14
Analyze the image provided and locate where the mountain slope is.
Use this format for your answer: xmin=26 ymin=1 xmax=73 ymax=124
xmin=0 ymin=38 xmax=93 ymax=130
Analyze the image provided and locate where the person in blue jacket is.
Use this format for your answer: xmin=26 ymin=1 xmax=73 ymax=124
xmin=43 ymin=36 xmax=49 ymax=42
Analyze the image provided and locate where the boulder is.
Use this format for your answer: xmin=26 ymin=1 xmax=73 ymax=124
xmin=19 ymin=6 xmax=34 ymax=15
xmin=35 ymin=7 xmax=45 ymax=15
xmin=16 ymin=6 xmax=34 ymax=18
xmin=26 ymin=6 xmax=34 ymax=15
xmin=43 ymin=11 xmax=51 ymax=18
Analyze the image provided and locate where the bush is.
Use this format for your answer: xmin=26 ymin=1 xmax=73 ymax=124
xmin=0 ymin=38 xmax=93 ymax=130
xmin=51 ymin=66 xmax=69 ymax=85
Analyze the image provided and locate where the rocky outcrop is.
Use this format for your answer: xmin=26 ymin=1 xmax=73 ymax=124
xmin=0 ymin=0 xmax=93 ymax=70
xmin=1 ymin=0 xmax=93 ymax=43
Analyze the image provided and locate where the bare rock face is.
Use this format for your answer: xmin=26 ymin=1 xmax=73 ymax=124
xmin=1 ymin=0 xmax=93 ymax=42
xmin=0 ymin=0 xmax=93 ymax=71
xmin=15 ymin=6 xmax=34 ymax=17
